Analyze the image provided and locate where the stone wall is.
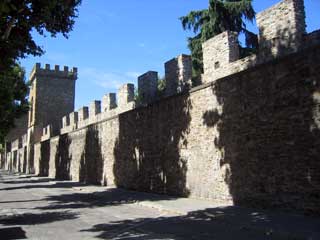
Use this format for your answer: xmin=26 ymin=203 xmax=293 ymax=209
xmin=202 ymin=0 xmax=308 ymax=84
xmin=256 ymin=0 xmax=306 ymax=57
xmin=2 ymin=0 xmax=320 ymax=214
xmin=165 ymin=54 xmax=192 ymax=96
xmin=22 ymin=44 xmax=320 ymax=213
xmin=28 ymin=63 xmax=77 ymax=142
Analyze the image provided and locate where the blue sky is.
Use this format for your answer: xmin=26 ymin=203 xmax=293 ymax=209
xmin=20 ymin=0 xmax=320 ymax=109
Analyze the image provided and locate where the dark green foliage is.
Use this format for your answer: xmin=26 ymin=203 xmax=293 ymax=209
xmin=0 ymin=0 xmax=81 ymax=70
xmin=0 ymin=63 xmax=29 ymax=143
xmin=180 ymin=0 xmax=257 ymax=77
xmin=157 ymin=76 xmax=166 ymax=98
xmin=134 ymin=89 xmax=143 ymax=106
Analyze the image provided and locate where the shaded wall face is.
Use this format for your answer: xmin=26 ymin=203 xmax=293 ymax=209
xmin=34 ymin=141 xmax=50 ymax=176
xmin=68 ymin=129 xmax=87 ymax=182
xmin=205 ymin=46 xmax=320 ymax=212
xmin=113 ymin=95 xmax=192 ymax=196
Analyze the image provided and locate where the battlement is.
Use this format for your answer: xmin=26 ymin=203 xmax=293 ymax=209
xmin=256 ymin=0 xmax=306 ymax=58
xmin=102 ymin=93 xmax=117 ymax=112
xmin=4 ymin=0 xmax=320 ymax=214
xmin=29 ymin=63 xmax=77 ymax=82
xmin=59 ymin=83 xmax=136 ymax=133
xmin=165 ymin=54 xmax=192 ymax=96
xmin=41 ymin=125 xmax=52 ymax=142
xmin=202 ymin=0 xmax=315 ymax=84
xmin=138 ymin=71 xmax=158 ymax=105
xmin=45 ymin=0 xmax=319 ymax=138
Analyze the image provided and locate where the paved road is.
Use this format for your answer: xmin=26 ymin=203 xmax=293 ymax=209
xmin=0 ymin=169 xmax=320 ymax=240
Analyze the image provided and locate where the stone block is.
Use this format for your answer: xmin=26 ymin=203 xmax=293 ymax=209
xmin=62 ymin=115 xmax=70 ymax=128
xmin=78 ymin=107 xmax=89 ymax=121
xmin=102 ymin=93 xmax=117 ymax=112
xmin=90 ymin=100 xmax=101 ymax=117
xmin=165 ymin=54 xmax=192 ymax=96
xmin=118 ymin=84 xmax=134 ymax=107
xmin=256 ymin=0 xmax=306 ymax=57
xmin=138 ymin=71 xmax=158 ymax=104
xmin=69 ymin=112 xmax=79 ymax=125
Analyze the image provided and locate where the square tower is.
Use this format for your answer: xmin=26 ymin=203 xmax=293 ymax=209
xmin=28 ymin=63 xmax=77 ymax=142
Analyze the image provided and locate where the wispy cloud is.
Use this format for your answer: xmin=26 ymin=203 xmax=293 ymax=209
xmin=80 ymin=67 xmax=141 ymax=90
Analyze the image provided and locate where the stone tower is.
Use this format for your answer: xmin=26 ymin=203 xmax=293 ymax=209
xmin=28 ymin=63 xmax=77 ymax=142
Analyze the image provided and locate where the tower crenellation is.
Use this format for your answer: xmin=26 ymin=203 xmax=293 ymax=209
xmin=27 ymin=62 xmax=77 ymax=145
xmin=30 ymin=63 xmax=77 ymax=82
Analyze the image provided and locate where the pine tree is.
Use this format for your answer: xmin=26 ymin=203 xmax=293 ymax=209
xmin=180 ymin=0 xmax=257 ymax=79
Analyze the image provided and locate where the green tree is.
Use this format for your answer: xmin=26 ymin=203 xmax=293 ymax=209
xmin=0 ymin=63 xmax=28 ymax=143
xmin=0 ymin=0 xmax=81 ymax=70
xmin=0 ymin=0 xmax=81 ymax=144
xmin=180 ymin=0 xmax=257 ymax=78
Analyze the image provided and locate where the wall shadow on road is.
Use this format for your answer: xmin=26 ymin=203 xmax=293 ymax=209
xmin=2 ymin=178 xmax=54 ymax=184
xmin=80 ymin=206 xmax=320 ymax=239
xmin=34 ymin=188 xmax=179 ymax=211
xmin=0 ymin=181 xmax=84 ymax=192
xmin=0 ymin=211 xmax=78 ymax=226
xmin=0 ymin=227 xmax=27 ymax=239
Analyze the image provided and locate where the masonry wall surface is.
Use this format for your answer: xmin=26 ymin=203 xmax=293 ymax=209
xmin=33 ymin=44 xmax=320 ymax=214
xmin=48 ymin=136 xmax=59 ymax=178
xmin=33 ymin=73 xmax=76 ymax=136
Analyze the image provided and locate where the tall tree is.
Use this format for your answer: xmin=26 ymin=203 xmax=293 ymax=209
xmin=0 ymin=0 xmax=81 ymax=70
xmin=180 ymin=0 xmax=257 ymax=79
xmin=0 ymin=0 xmax=81 ymax=143
xmin=0 ymin=63 xmax=28 ymax=143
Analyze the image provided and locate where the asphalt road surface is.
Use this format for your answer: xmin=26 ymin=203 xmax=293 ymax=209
xmin=0 ymin=169 xmax=319 ymax=240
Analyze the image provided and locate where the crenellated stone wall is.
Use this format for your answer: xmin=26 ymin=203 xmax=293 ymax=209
xmin=29 ymin=44 xmax=320 ymax=214
xmin=256 ymin=0 xmax=306 ymax=57
xmin=165 ymin=54 xmax=192 ymax=96
xmin=28 ymin=63 xmax=77 ymax=141
xmin=202 ymin=0 xmax=309 ymax=84
xmin=2 ymin=0 xmax=320 ymax=214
